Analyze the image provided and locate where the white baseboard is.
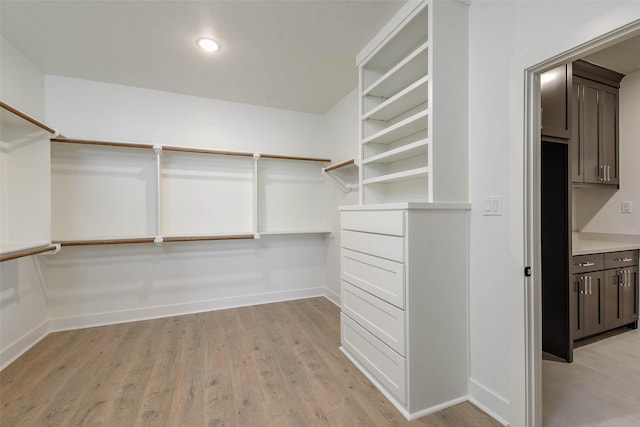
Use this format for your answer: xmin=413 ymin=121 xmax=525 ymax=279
xmin=339 ymin=345 xmax=468 ymax=421
xmin=324 ymin=287 xmax=340 ymax=306
xmin=408 ymin=395 xmax=469 ymax=420
xmin=49 ymin=287 xmax=325 ymax=332
xmin=1 ymin=320 xmax=49 ymax=371
xmin=468 ymin=378 xmax=511 ymax=426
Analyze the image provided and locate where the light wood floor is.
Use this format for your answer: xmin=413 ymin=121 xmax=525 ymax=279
xmin=542 ymin=328 xmax=640 ymax=426
xmin=1 ymin=297 xmax=500 ymax=426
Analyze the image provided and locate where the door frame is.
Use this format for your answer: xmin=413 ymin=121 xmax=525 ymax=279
xmin=524 ymin=21 xmax=640 ymax=427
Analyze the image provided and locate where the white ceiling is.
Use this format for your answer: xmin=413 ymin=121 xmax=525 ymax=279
xmin=582 ymin=34 xmax=640 ymax=76
xmin=0 ymin=0 xmax=407 ymax=114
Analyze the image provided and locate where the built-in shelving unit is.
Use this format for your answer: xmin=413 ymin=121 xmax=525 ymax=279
xmin=50 ymin=137 xmax=332 ymax=246
xmin=358 ymin=0 xmax=469 ymax=205
xmin=1 ymin=101 xmax=58 ymax=262
xmin=359 ymin=4 xmax=430 ymax=204
xmin=341 ymin=0 xmax=470 ymax=420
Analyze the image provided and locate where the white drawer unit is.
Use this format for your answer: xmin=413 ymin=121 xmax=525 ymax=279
xmin=341 ymin=230 xmax=404 ymax=263
xmin=342 ymin=248 xmax=405 ymax=308
xmin=341 ymin=210 xmax=405 ymax=236
xmin=341 ymin=313 xmax=407 ymax=404
xmin=342 ymin=280 xmax=405 ymax=355
xmin=339 ymin=204 xmax=469 ymax=419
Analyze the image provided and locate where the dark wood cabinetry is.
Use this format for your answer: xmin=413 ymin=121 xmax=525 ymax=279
xmin=572 ymin=271 xmax=605 ymax=340
xmin=541 ymin=64 xmax=572 ymax=139
xmin=571 ymin=61 xmax=624 ymax=187
xmin=571 ymin=254 xmax=605 ymax=340
xmin=603 ymin=251 xmax=639 ymax=329
xmin=572 ymin=250 xmax=638 ymax=343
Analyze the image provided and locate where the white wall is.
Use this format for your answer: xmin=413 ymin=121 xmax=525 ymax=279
xmin=0 ymin=36 xmax=45 ymax=120
xmin=574 ymin=70 xmax=640 ymax=235
xmin=0 ymin=36 xmax=50 ymax=369
xmin=42 ymin=76 xmax=335 ymax=330
xmin=322 ymin=88 xmax=360 ymax=304
xmin=467 ymin=1 xmax=640 ymax=426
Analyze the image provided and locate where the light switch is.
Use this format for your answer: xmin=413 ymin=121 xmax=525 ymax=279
xmin=622 ymin=201 xmax=632 ymax=214
xmin=482 ymin=196 xmax=503 ymax=216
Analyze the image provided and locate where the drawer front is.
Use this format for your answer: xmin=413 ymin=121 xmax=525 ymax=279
xmin=341 ymin=313 xmax=406 ymax=404
xmin=341 ymin=281 xmax=405 ymax=355
xmin=341 ymin=210 xmax=405 ymax=236
xmin=341 ymin=230 xmax=404 ymax=263
xmin=605 ymin=250 xmax=639 ymax=269
xmin=573 ymin=253 xmax=604 ymax=273
xmin=342 ymin=248 xmax=405 ymax=308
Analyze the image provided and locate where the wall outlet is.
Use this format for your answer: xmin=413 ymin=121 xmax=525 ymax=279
xmin=621 ymin=201 xmax=632 ymax=214
xmin=482 ymin=196 xmax=503 ymax=216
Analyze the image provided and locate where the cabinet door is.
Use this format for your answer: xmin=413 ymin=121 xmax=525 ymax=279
xmin=571 ymin=274 xmax=585 ymax=340
xmin=583 ymin=272 xmax=605 ymax=337
xmin=621 ymin=266 xmax=638 ymax=325
xmin=541 ymin=64 xmax=572 ymax=139
xmin=600 ymin=86 xmax=619 ymax=185
xmin=604 ymin=268 xmax=624 ymax=330
xmin=570 ymin=80 xmax=582 ymax=183
xmin=580 ymin=78 xmax=602 ymax=184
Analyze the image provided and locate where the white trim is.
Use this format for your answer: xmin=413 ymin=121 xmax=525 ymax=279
xmin=340 ymin=346 xmax=468 ymax=421
xmin=468 ymin=378 xmax=511 ymax=426
xmin=49 ymin=287 xmax=324 ymax=332
xmin=0 ymin=320 xmax=49 ymax=370
xmin=523 ymin=20 xmax=640 ymax=427
xmin=324 ymin=287 xmax=341 ymax=307
xmin=408 ymin=395 xmax=469 ymax=421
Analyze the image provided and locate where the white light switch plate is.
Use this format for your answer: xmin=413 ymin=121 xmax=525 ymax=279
xmin=621 ymin=201 xmax=632 ymax=214
xmin=482 ymin=196 xmax=503 ymax=216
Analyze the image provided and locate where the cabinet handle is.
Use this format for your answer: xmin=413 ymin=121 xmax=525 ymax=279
xmin=579 ymin=262 xmax=594 ymax=267
xmin=589 ymin=276 xmax=593 ymax=295
xmin=606 ymin=165 xmax=610 ymax=182
xmin=579 ymin=276 xmax=584 ymax=294
xmin=627 ymin=270 xmax=631 ymax=288
xmin=616 ymin=258 xmax=632 ymax=263
xmin=599 ymin=165 xmax=604 ymax=181
xmin=620 ymin=270 xmax=626 ymax=287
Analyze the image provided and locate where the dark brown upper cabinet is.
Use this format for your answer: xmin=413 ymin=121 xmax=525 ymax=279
xmin=571 ymin=60 xmax=624 ymax=187
xmin=541 ymin=63 xmax=572 ymax=139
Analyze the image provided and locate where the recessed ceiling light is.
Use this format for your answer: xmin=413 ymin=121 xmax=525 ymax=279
xmin=196 ymin=37 xmax=220 ymax=53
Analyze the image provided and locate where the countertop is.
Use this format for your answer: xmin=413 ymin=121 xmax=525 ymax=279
xmin=572 ymin=233 xmax=640 ymax=256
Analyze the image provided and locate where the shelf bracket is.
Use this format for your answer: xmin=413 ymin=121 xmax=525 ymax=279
xmin=41 ymin=243 xmax=62 ymax=255
xmin=323 ymin=170 xmax=353 ymax=193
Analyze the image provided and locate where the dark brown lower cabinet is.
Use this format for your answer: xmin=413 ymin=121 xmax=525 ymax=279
xmin=572 ymin=272 xmax=605 ymax=340
xmin=604 ymin=265 xmax=639 ymax=329
xmin=572 ymin=250 xmax=639 ymax=344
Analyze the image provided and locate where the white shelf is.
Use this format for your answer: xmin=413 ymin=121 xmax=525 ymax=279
xmin=363 ymin=41 xmax=428 ymax=99
xmin=364 ymin=76 xmax=428 ymax=122
xmin=258 ymin=230 xmax=331 ymax=236
xmin=363 ymin=139 xmax=429 ymax=165
xmin=363 ymin=109 xmax=428 ymax=145
xmin=363 ymin=166 xmax=429 ymax=185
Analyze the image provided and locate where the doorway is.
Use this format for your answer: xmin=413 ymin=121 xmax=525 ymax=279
xmin=524 ymin=21 xmax=640 ymax=427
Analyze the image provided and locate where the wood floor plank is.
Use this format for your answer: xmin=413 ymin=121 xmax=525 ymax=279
xmin=1 ymin=297 xmax=500 ymax=427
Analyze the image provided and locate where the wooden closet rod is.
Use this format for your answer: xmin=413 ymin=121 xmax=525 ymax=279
xmin=162 ymin=234 xmax=255 ymax=243
xmin=162 ymin=146 xmax=254 ymax=157
xmin=51 ymin=137 xmax=331 ymax=163
xmin=51 ymin=138 xmax=155 ymax=150
xmin=57 ymin=237 xmax=156 ymax=247
xmin=261 ymin=153 xmax=331 ymax=163
xmin=0 ymin=244 xmax=58 ymax=262
xmin=0 ymin=101 xmax=56 ymax=134
xmin=324 ymin=158 xmax=355 ymax=172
